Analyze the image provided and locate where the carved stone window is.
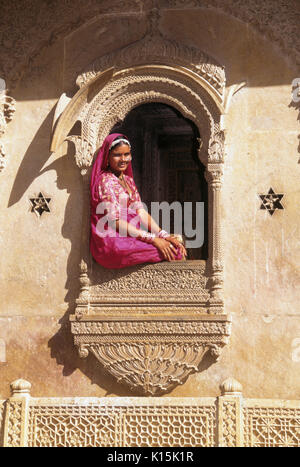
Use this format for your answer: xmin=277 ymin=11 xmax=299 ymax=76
xmin=51 ymin=32 xmax=230 ymax=394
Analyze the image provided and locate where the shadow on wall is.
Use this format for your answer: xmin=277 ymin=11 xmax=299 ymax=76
xmin=7 ymin=106 xmax=57 ymax=208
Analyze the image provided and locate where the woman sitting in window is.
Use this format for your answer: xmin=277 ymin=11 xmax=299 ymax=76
xmin=90 ymin=133 xmax=186 ymax=269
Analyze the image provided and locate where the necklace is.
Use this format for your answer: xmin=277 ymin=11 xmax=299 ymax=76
xmin=117 ymin=173 xmax=133 ymax=200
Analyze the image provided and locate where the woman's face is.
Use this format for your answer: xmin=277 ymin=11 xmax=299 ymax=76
xmin=108 ymin=143 xmax=131 ymax=175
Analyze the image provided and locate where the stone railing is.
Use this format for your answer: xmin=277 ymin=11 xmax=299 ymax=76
xmin=1 ymin=378 xmax=299 ymax=447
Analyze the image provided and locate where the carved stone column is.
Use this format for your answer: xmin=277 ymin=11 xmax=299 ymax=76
xmin=66 ymin=136 xmax=94 ymax=316
xmin=77 ymin=170 xmax=91 ymax=308
xmin=197 ymin=129 xmax=225 ymax=311
xmin=205 ymin=163 xmax=224 ymax=306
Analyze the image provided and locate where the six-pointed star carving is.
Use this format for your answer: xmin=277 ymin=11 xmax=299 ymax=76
xmin=259 ymin=188 xmax=284 ymax=216
xmin=29 ymin=192 xmax=51 ymax=217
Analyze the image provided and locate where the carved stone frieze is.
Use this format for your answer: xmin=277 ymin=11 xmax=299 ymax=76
xmin=91 ymin=261 xmax=207 ymax=291
xmin=70 ymin=315 xmax=232 ymax=396
xmin=71 ymin=318 xmax=231 ymax=336
xmin=79 ymin=262 xmax=212 ymax=320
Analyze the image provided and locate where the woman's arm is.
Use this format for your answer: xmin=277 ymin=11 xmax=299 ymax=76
xmin=137 ymin=208 xmax=187 ymax=258
xmin=137 ymin=208 xmax=161 ymax=236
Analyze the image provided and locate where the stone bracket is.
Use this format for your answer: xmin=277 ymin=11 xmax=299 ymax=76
xmin=70 ymin=314 xmax=232 ymax=395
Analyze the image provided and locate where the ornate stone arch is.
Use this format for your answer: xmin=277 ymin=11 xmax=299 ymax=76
xmin=83 ymin=67 xmax=218 ymax=162
xmin=51 ymin=37 xmax=231 ymax=396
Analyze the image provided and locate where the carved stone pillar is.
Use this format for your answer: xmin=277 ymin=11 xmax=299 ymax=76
xmin=197 ymin=128 xmax=225 ymax=311
xmin=217 ymin=378 xmax=243 ymax=447
xmin=77 ymin=170 xmax=91 ymax=307
xmin=3 ymin=379 xmax=31 ymax=447
xmin=65 ymin=136 xmax=93 ymax=315
xmin=205 ymin=163 xmax=224 ymax=306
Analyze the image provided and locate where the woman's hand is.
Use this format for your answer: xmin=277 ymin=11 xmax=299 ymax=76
xmin=165 ymin=236 xmax=187 ymax=258
xmin=152 ymin=237 xmax=177 ymax=262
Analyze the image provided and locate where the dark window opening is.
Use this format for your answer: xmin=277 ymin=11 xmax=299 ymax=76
xmin=112 ymin=103 xmax=208 ymax=260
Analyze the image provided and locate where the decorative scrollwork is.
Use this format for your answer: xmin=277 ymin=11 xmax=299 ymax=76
xmin=65 ymin=135 xmax=94 ymax=174
xmin=89 ymin=342 xmax=210 ymax=395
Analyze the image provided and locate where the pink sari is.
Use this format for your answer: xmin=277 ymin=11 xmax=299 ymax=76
xmin=90 ymin=133 xmax=182 ymax=269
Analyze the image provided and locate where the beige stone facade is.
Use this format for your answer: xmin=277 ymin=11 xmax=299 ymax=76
xmin=0 ymin=0 xmax=299 ymax=447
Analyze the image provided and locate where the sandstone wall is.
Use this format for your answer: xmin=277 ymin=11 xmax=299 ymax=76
xmin=0 ymin=6 xmax=299 ymax=400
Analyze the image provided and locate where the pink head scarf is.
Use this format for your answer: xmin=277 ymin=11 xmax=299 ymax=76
xmin=90 ymin=133 xmax=134 ymax=265
xmin=90 ymin=132 xmax=133 ymax=207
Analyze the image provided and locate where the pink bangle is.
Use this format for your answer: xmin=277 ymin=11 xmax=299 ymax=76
xmin=139 ymin=231 xmax=156 ymax=243
xmin=158 ymin=230 xmax=169 ymax=238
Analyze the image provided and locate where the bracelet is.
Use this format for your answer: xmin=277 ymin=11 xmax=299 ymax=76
xmin=158 ymin=229 xmax=169 ymax=238
xmin=139 ymin=231 xmax=156 ymax=243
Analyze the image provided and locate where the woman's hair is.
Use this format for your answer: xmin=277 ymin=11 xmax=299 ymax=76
xmin=109 ymin=137 xmax=131 ymax=151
